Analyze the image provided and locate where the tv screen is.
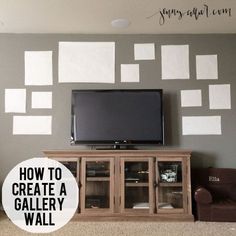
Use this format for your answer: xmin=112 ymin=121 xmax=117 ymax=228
xmin=71 ymin=90 xmax=164 ymax=146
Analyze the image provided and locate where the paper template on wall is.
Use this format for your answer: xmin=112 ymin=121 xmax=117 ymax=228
xmin=59 ymin=42 xmax=115 ymax=83
xmin=25 ymin=51 xmax=53 ymax=85
xmin=121 ymin=64 xmax=140 ymax=82
xmin=209 ymin=84 xmax=231 ymax=109
xmin=134 ymin=43 xmax=155 ymax=60
xmin=13 ymin=116 xmax=52 ymax=135
xmin=5 ymin=89 xmax=26 ymax=113
xmin=161 ymin=45 xmax=189 ymax=80
xmin=31 ymin=92 xmax=52 ymax=109
xmin=182 ymin=116 xmax=222 ymax=135
xmin=196 ymin=55 xmax=218 ymax=80
xmin=181 ymin=90 xmax=202 ymax=107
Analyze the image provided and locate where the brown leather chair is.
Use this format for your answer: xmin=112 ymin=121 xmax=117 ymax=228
xmin=192 ymin=168 xmax=236 ymax=222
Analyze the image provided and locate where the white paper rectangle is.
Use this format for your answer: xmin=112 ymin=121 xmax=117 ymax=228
xmin=5 ymin=89 xmax=26 ymax=113
xmin=161 ymin=45 xmax=189 ymax=80
xmin=134 ymin=43 xmax=155 ymax=60
xmin=59 ymin=42 xmax=115 ymax=83
xmin=196 ymin=55 xmax=218 ymax=80
xmin=181 ymin=90 xmax=202 ymax=107
xmin=25 ymin=51 xmax=53 ymax=85
xmin=32 ymin=92 xmax=52 ymax=109
xmin=182 ymin=116 xmax=221 ymax=135
xmin=121 ymin=64 xmax=140 ymax=82
xmin=13 ymin=116 xmax=52 ymax=135
xmin=209 ymin=84 xmax=231 ymax=109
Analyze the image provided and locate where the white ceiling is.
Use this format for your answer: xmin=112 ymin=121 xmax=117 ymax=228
xmin=0 ymin=0 xmax=235 ymax=34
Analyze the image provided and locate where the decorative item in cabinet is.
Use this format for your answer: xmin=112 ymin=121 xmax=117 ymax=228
xmin=158 ymin=162 xmax=182 ymax=183
xmin=86 ymin=161 xmax=110 ymax=177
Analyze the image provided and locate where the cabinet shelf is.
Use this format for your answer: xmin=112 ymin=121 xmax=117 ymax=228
xmin=159 ymin=182 xmax=182 ymax=187
xmin=86 ymin=177 xmax=110 ymax=182
xmin=125 ymin=182 xmax=149 ymax=187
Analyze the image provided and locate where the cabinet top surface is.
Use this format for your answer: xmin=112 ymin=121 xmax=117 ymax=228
xmin=43 ymin=149 xmax=191 ymax=157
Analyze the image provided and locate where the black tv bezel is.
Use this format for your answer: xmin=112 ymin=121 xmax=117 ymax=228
xmin=71 ymin=89 xmax=164 ymax=146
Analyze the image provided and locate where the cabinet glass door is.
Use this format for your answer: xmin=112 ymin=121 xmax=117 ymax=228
xmin=59 ymin=160 xmax=78 ymax=180
xmin=157 ymin=160 xmax=184 ymax=212
xmin=81 ymin=158 xmax=114 ymax=213
xmin=53 ymin=158 xmax=79 ymax=180
xmin=52 ymin=158 xmax=80 ymax=212
xmin=121 ymin=158 xmax=154 ymax=213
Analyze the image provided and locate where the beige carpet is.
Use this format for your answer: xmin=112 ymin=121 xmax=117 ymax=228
xmin=0 ymin=212 xmax=235 ymax=236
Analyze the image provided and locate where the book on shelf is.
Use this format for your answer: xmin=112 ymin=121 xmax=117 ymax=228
xmin=133 ymin=202 xmax=149 ymax=209
xmin=158 ymin=202 xmax=174 ymax=209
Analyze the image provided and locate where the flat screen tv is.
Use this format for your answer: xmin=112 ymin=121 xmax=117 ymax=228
xmin=71 ymin=89 xmax=164 ymax=147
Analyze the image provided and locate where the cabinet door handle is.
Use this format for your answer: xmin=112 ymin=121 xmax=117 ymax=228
xmin=153 ymin=181 xmax=158 ymax=188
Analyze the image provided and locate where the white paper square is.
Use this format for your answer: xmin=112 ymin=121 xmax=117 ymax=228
xmin=182 ymin=116 xmax=222 ymax=135
xmin=25 ymin=51 xmax=53 ymax=85
xmin=161 ymin=45 xmax=189 ymax=80
xmin=13 ymin=116 xmax=52 ymax=135
xmin=134 ymin=43 xmax=155 ymax=60
xmin=181 ymin=90 xmax=202 ymax=107
xmin=59 ymin=42 xmax=115 ymax=83
xmin=121 ymin=64 xmax=140 ymax=83
xmin=196 ymin=55 xmax=218 ymax=80
xmin=209 ymin=84 xmax=231 ymax=109
xmin=32 ymin=92 xmax=52 ymax=109
xmin=5 ymin=89 xmax=26 ymax=113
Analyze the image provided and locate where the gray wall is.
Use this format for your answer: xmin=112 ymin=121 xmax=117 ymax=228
xmin=0 ymin=34 xmax=236 ymax=186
